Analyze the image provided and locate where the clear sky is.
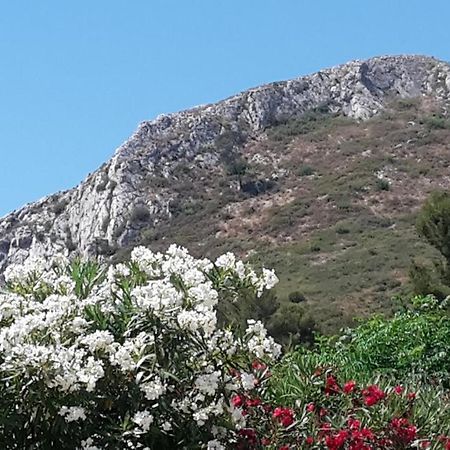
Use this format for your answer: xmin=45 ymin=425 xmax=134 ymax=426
xmin=1 ymin=0 xmax=449 ymax=217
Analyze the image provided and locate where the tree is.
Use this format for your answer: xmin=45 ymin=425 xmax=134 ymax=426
xmin=416 ymin=191 xmax=450 ymax=261
xmin=412 ymin=191 xmax=450 ymax=297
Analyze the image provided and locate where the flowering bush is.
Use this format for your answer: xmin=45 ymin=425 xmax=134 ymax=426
xmin=0 ymin=246 xmax=280 ymax=449
xmin=235 ymin=368 xmax=450 ymax=449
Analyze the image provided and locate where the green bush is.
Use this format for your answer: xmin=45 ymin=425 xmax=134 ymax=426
xmin=130 ymin=205 xmax=151 ymax=222
xmin=284 ymin=295 xmax=450 ymax=384
xmin=288 ymin=291 xmax=307 ymax=303
xmin=297 ymin=165 xmax=315 ymax=176
xmin=375 ymin=178 xmax=390 ymax=191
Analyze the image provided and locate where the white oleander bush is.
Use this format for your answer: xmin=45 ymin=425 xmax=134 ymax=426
xmin=0 ymin=245 xmax=279 ymax=449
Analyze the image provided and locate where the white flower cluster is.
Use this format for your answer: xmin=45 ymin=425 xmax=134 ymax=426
xmin=0 ymin=245 xmax=280 ymax=449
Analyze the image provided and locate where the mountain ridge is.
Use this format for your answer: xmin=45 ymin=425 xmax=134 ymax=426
xmin=2 ymin=55 xmax=450 ymax=327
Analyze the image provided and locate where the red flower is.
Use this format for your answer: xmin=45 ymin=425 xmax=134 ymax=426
xmin=326 ymin=430 xmax=348 ymax=449
xmin=279 ymin=446 xmax=290 ymax=450
xmin=325 ymin=374 xmax=340 ymax=395
xmin=347 ymin=418 xmax=361 ymax=430
xmin=272 ymin=407 xmax=295 ymax=427
xmin=390 ymin=418 xmax=417 ymax=444
xmin=393 ymin=385 xmax=404 ymax=395
xmin=319 ymin=408 xmax=329 ymax=417
xmin=305 ymin=436 xmax=314 ymax=445
xmin=420 ymin=441 xmax=431 ymax=448
xmin=246 ymin=397 xmax=261 ymax=407
xmin=343 ymin=380 xmax=357 ymax=394
xmin=362 ymin=385 xmax=385 ymax=406
xmin=237 ymin=428 xmax=258 ymax=448
xmin=360 ymin=428 xmax=374 ymax=440
xmin=306 ymin=402 xmax=315 ymax=413
xmin=252 ymin=360 xmax=267 ymax=371
xmin=231 ymin=395 xmax=245 ymax=408
xmin=407 ymin=392 xmax=416 ymax=401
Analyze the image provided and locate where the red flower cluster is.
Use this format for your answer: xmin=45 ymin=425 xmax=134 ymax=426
xmin=362 ymin=384 xmax=386 ymax=406
xmin=236 ymin=428 xmax=257 ymax=449
xmin=232 ymin=369 xmax=448 ymax=450
xmin=390 ymin=417 xmax=417 ymax=445
xmin=343 ymin=380 xmax=357 ymax=394
xmin=273 ymin=407 xmax=295 ymax=427
xmin=320 ymin=417 xmax=376 ymax=450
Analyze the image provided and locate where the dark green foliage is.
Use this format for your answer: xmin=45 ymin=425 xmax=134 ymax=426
xmin=240 ymin=178 xmax=276 ymax=196
xmin=422 ymin=115 xmax=450 ymax=130
xmin=288 ymin=291 xmax=306 ymax=303
xmin=130 ymin=205 xmax=151 ymax=223
xmin=274 ymin=295 xmax=450 ymax=389
xmin=409 ymin=258 xmax=450 ymax=299
xmin=267 ymin=109 xmax=335 ymax=142
xmin=416 ymin=191 xmax=450 ymax=260
xmin=265 ymin=303 xmax=316 ymax=347
xmin=411 ymin=191 xmax=450 ymax=296
xmin=217 ymin=289 xmax=280 ymax=330
xmin=215 ymin=129 xmax=245 ymax=153
xmin=375 ymin=178 xmax=390 ymax=191
xmin=297 ymin=165 xmax=314 ymax=176
xmin=225 ymin=156 xmax=248 ymax=177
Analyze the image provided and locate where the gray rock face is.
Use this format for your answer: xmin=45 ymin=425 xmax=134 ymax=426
xmin=1 ymin=55 xmax=449 ymax=273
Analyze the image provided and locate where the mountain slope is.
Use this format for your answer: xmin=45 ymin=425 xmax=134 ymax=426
xmin=1 ymin=55 xmax=450 ymax=332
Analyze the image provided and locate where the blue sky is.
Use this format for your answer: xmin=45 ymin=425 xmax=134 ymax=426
xmin=1 ymin=0 xmax=449 ymax=216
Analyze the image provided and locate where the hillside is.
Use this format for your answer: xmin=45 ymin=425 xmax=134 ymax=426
xmin=1 ymin=55 xmax=450 ymax=333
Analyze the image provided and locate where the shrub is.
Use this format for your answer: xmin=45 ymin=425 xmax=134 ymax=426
xmin=0 ymin=247 xmax=280 ymax=449
xmin=288 ymin=291 xmax=307 ymax=303
xmin=376 ymin=178 xmax=390 ymax=191
xmin=297 ymin=165 xmax=315 ymax=176
xmin=302 ymin=295 xmax=450 ymax=384
xmin=423 ymin=115 xmax=450 ymax=130
xmin=130 ymin=205 xmax=151 ymax=223
xmin=246 ymin=367 xmax=450 ymax=449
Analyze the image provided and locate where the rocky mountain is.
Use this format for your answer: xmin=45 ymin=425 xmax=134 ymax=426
xmin=2 ymin=55 xmax=450 ymax=333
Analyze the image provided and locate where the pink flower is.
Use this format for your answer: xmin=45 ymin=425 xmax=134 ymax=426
xmin=393 ymin=385 xmax=404 ymax=395
xmin=306 ymin=402 xmax=315 ymax=413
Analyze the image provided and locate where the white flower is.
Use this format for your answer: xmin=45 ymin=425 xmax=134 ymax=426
xmin=77 ymin=356 xmax=105 ymax=392
xmin=132 ymin=410 xmax=154 ymax=432
xmin=0 ymin=245 xmax=281 ymax=447
xmin=207 ymin=439 xmax=226 ymax=450
xmin=140 ymin=376 xmax=166 ymax=400
xmin=59 ymin=406 xmax=87 ymax=422
xmin=240 ymin=372 xmax=256 ymax=390
xmin=215 ymin=252 xmax=236 ymax=270
xmin=80 ymin=437 xmax=101 ymax=450
xmin=195 ymin=370 xmax=221 ymax=396
xmin=80 ymin=330 xmax=115 ymax=352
